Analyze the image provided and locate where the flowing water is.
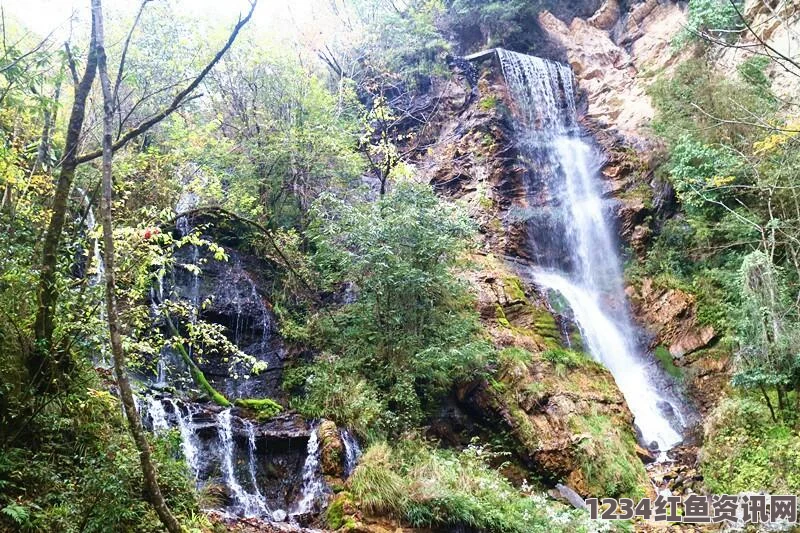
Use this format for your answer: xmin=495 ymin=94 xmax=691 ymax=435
xmin=340 ymin=429 xmax=362 ymax=477
xmin=169 ymin=399 xmax=201 ymax=480
xmin=146 ymin=396 xmax=169 ymax=433
xmin=292 ymin=426 xmax=327 ymax=516
xmin=217 ymin=409 xmax=270 ymax=517
xmin=497 ymin=48 xmax=686 ymax=452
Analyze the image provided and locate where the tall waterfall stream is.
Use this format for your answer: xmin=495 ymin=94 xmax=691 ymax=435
xmin=497 ymin=48 xmax=688 ymax=454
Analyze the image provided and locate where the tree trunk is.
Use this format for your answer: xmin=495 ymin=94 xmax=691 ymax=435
xmin=34 ymin=76 xmax=62 ymax=173
xmin=29 ymin=11 xmax=99 ymax=390
xmin=93 ymin=1 xmax=182 ymax=531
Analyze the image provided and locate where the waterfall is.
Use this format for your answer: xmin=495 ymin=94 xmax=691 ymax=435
xmin=340 ymin=429 xmax=362 ymax=477
xmin=217 ymin=409 xmax=269 ymax=517
xmin=497 ymin=48 xmax=686 ymax=452
xmin=146 ymin=396 xmax=169 ymax=433
xmin=292 ymin=427 xmax=326 ymax=516
xmin=169 ymin=399 xmax=201 ymax=480
xmin=244 ymin=420 xmax=269 ymax=512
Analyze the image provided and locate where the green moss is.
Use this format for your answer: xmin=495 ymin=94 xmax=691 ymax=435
xmin=494 ymin=304 xmax=511 ymax=328
xmin=502 ymin=276 xmax=527 ymax=302
xmin=234 ymin=398 xmax=283 ymax=420
xmin=491 ymin=377 xmax=511 ymax=395
xmin=478 ymin=95 xmax=499 ymax=110
xmin=654 ymin=345 xmax=682 ymax=379
xmin=188 ymin=364 xmax=231 ymax=407
xmin=326 ymin=495 xmax=344 ymax=529
xmin=531 ymin=308 xmax=561 ymax=348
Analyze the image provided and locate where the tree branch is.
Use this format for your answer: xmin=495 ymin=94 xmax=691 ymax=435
xmin=75 ymin=0 xmax=257 ymax=165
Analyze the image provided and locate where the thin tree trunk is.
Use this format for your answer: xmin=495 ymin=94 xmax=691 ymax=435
xmin=34 ymin=76 xmax=62 ymax=173
xmin=93 ymin=1 xmax=181 ymax=530
xmin=29 ymin=11 xmax=98 ymax=389
xmin=760 ymin=384 xmax=777 ymax=423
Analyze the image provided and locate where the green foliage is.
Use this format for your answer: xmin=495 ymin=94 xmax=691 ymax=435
xmin=0 ymin=384 xmax=201 ymax=532
xmin=702 ymin=396 xmax=800 ymax=493
xmin=737 ymin=55 xmax=772 ymax=90
xmin=674 ymin=0 xmax=743 ymax=46
xmin=289 ymin=183 xmax=490 ymax=436
xmin=1 ymin=503 xmax=29 ymax=526
xmin=497 ymin=346 xmax=533 ymax=366
xmin=542 ymin=348 xmax=588 ymax=369
xmin=730 ymin=252 xmax=800 ymax=418
xmin=665 ymin=135 xmax=743 ymax=209
xmin=348 ymin=443 xmax=407 ymax=514
xmin=348 ymin=439 xmax=601 ymax=532
xmin=479 ymin=95 xmax=500 ymax=111
xmin=445 ymin=0 xmax=546 ymax=51
xmin=347 ymin=0 xmax=450 ymax=89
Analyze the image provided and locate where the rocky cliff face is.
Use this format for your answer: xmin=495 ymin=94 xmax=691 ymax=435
xmin=538 ymin=0 xmax=690 ymax=145
xmin=716 ymin=0 xmax=800 ymax=101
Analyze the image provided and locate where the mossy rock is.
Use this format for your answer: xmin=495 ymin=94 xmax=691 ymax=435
xmin=326 ymin=491 xmax=358 ymax=530
xmin=234 ymin=398 xmax=282 ymax=421
xmin=502 ymin=276 xmax=527 ymax=303
xmin=318 ymin=420 xmax=345 ymax=478
xmin=494 ymin=304 xmax=511 ymax=328
xmin=531 ymin=307 xmax=562 ymax=348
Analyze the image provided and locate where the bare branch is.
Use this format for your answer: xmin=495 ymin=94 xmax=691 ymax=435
xmin=75 ymin=0 xmax=258 ymax=165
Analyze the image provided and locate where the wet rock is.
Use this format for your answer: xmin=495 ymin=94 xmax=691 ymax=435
xmin=635 ymin=444 xmax=657 ymax=464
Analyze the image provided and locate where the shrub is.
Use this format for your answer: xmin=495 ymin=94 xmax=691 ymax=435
xmin=674 ymin=0 xmax=743 ymax=46
xmin=347 ymin=439 xmax=604 ymax=532
xmin=290 ymin=184 xmax=491 ymax=436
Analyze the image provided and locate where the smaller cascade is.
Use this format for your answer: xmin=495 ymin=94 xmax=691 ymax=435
xmin=84 ymin=205 xmax=105 ymax=286
xmin=217 ymin=409 xmax=268 ymax=517
xmin=169 ymin=399 xmax=201 ymax=480
xmin=245 ymin=420 xmax=269 ymax=512
xmin=340 ymin=429 xmax=362 ymax=477
xmin=292 ymin=427 xmax=327 ymax=516
xmin=147 ymin=396 xmax=169 ymax=433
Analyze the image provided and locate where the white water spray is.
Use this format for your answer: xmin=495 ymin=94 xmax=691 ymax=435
xmin=340 ymin=429 xmax=362 ymax=477
xmin=292 ymin=427 xmax=326 ymax=516
xmin=169 ymin=399 xmax=201 ymax=480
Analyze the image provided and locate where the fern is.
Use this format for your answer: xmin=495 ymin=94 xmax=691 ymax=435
xmin=2 ymin=503 xmax=29 ymax=525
